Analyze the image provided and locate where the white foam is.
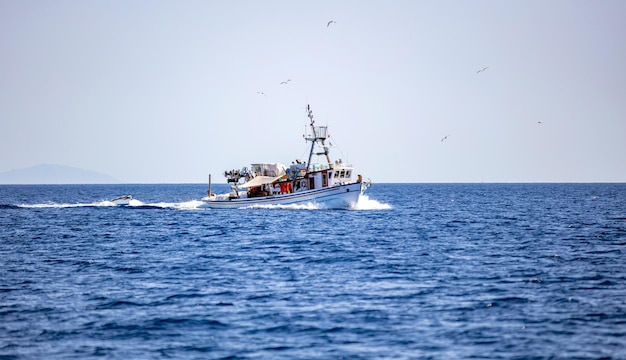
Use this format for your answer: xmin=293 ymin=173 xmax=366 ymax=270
xmin=18 ymin=198 xmax=205 ymax=210
xmin=245 ymin=202 xmax=322 ymax=210
xmin=17 ymin=197 xmax=389 ymax=211
xmin=20 ymin=201 xmax=117 ymax=208
xmin=151 ymin=200 xmax=205 ymax=210
xmin=245 ymin=196 xmax=391 ymax=211
xmin=351 ymin=195 xmax=392 ymax=210
xmin=128 ymin=199 xmax=144 ymax=206
xmin=124 ymin=199 xmax=205 ymax=210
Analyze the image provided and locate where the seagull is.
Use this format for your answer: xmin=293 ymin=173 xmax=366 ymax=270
xmin=537 ymin=121 xmax=542 ymax=124
xmin=476 ymin=67 xmax=489 ymax=73
xmin=257 ymin=91 xmax=266 ymax=97
xmin=441 ymin=134 xmax=450 ymax=142
xmin=327 ymin=20 xmax=336 ymax=27
xmin=280 ymin=79 xmax=291 ymax=85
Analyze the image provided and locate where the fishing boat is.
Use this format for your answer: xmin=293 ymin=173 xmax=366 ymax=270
xmin=110 ymin=195 xmax=132 ymax=206
xmin=202 ymin=105 xmax=370 ymax=209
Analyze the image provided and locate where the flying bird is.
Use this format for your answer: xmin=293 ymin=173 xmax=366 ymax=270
xmin=327 ymin=20 xmax=336 ymax=27
xmin=476 ymin=67 xmax=489 ymax=73
xmin=441 ymin=134 xmax=450 ymax=142
xmin=537 ymin=121 xmax=542 ymax=124
xmin=280 ymin=79 xmax=292 ymax=85
xmin=257 ymin=91 xmax=266 ymax=97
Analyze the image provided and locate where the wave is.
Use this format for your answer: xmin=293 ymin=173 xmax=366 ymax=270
xmin=15 ymin=199 xmax=206 ymax=210
xmin=352 ymin=195 xmax=392 ymax=210
xmin=18 ymin=201 xmax=118 ymax=209
xmin=243 ymin=195 xmax=392 ymax=211
xmin=0 ymin=204 xmax=21 ymax=209
xmin=133 ymin=200 xmax=205 ymax=210
xmin=11 ymin=196 xmax=389 ymax=211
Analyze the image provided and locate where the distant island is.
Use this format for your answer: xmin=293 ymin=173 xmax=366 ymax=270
xmin=0 ymin=164 xmax=120 ymax=184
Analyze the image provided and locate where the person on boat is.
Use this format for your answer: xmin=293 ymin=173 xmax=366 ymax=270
xmin=248 ymin=186 xmax=260 ymax=197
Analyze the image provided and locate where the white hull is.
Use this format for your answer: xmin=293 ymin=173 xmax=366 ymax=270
xmin=202 ymin=182 xmax=364 ymax=209
xmin=110 ymin=195 xmax=132 ymax=206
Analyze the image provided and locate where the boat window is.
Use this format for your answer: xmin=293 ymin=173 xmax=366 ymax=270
xmin=345 ymin=170 xmax=351 ymax=178
xmin=334 ymin=171 xmax=339 ymax=178
xmin=339 ymin=170 xmax=345 ymax=178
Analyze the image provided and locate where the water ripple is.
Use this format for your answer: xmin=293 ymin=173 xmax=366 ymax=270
xmin=0 ymin=183 xmax=625 ymax=359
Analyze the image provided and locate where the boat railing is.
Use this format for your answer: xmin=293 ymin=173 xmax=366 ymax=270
xmin=305 ymin=126 xmax=328 ymax=141
xmin=309 ymin=163 xmax=332 ymax=172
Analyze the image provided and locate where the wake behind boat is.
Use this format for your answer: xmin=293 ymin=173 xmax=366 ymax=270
xmin=202 ymin=105 xmax=370 ymax=209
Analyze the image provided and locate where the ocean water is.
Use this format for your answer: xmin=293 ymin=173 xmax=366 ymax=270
xmin=1 ymin=183 xmax=624 ymax=359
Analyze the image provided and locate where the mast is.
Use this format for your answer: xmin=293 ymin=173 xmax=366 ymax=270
xmin=304 ymin=104 xmax=332 ymax=174
xmin=207 ymin=174 xmax=212 ymax=197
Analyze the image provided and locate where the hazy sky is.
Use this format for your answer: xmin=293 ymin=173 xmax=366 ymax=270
xmin=1 ymin=1 xmax=625 ymax=183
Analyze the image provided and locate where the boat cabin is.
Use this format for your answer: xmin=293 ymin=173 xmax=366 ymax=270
xmin=237 ymin=159 xmax=355 ymax=199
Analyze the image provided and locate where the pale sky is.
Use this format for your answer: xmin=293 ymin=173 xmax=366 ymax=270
xmin=1 ymin=1 xmax=625 ymax=183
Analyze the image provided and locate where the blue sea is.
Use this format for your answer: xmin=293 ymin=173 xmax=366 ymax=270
xmin=1 ymin=183 xmax=625 ymax=359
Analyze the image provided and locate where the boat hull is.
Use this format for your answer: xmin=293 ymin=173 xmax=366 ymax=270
xmin=202 ymin=182 xmax=365 ymax=209
xmin=110 ymin=195 xmax=132 ymax=206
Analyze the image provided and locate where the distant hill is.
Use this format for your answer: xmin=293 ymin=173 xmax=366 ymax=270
xmin=0 ymin=164 xmax=120 ymax=184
